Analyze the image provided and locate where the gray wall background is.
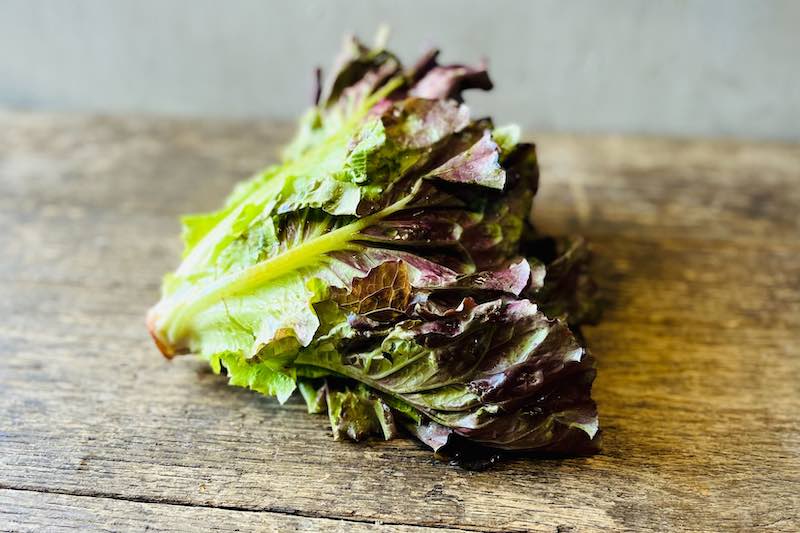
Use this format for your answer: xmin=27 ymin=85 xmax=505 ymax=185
xmin=1 ymin=0 xmax=798 ymax=140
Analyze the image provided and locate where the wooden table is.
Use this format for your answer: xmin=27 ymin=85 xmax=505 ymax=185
xmin=2 ymin=111 xmax=798 ymax=532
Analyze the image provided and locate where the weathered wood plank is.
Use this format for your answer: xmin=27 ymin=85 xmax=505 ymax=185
xmin=0 ymin=488 xmax=468 ymax=532
xmin=2 ymin=111 xmax=799 ymax=243
xmin=2 ymin=228 xmax=798 ymax=335
xmin=0 ymin=112 xmax=292 ymax=217
xmin=1 ymin=112 xmax=799 ymax=532
xmin=2 ymin=310 xmax=797 ymax=531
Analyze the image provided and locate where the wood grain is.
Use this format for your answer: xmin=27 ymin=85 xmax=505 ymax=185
xmin=1 ymin=111 xmax=798 ymax=532
xmin=0 ymin=488 xmax=466 ymax=532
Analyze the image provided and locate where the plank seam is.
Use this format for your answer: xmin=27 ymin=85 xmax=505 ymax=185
xmin=0 ymin=485 xmax=491 ymax=533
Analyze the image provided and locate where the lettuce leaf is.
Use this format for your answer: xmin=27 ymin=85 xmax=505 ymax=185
xmin=294 ymin=261 xmax=598 ymax=453
xmin=148 ymin=34 xmax=600 ymax=458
